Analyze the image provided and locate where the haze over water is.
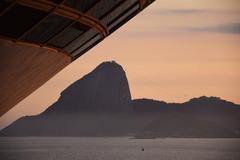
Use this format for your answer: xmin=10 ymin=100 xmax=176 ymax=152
xmin=1 ymin=137 xmax=240 ymax=160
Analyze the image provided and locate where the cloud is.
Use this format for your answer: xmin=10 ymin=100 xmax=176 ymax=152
xmin=187 ymin=23 xmax=240 ymax=34
xmin=149 ymin=8 xmax=240 ymax=15
xmin=153 ymin=9 xmax=207 ymax=15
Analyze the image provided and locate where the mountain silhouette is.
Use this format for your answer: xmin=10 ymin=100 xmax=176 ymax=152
xmin=44 ymin=61 xmax=132 ymax=114
xmin=1 ymin=61 xmax=240 ymax=137
xmin=132 ymin=98 xmax=240 ymax=137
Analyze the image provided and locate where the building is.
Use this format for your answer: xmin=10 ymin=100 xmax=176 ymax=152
xmin=0 ymin=0 xmax=155 ymax=116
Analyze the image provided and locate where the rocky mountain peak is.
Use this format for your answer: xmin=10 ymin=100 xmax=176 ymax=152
xmin=43 ymin=61 xmax=132 ymax=114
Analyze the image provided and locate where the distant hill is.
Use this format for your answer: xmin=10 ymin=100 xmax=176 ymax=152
xmin=1 ymin=61 xmax=240 ymax=137
xmin=132 ymin=97 xmax=240 ymax=137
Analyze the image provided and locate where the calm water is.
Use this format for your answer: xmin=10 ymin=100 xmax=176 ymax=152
xmin=0 ymin=137 xmax=240 ymax=160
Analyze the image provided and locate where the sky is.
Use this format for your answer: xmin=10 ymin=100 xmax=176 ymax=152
xmin=0 ymin=0 xmax=240 ymax=129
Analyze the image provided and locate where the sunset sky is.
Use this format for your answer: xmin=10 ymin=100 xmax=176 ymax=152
xmin=0 ymin=0 xmax=240 ymax=129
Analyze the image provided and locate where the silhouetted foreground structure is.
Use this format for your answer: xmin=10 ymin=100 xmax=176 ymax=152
xmin=0 ymin=0 xmax=155 ymax=116
xmin=1 ymin=62 xmax=240 ymax=137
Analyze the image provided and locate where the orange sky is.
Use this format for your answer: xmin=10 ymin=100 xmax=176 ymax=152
xmin=0 ymin=0 xmax=240 ymax=129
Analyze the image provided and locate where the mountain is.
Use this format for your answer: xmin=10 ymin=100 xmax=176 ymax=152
xmin=1 ymin=61 xmax=240 ymax=137
xmin=44 ymin=61 xmax=132 ymax=114
xmin=132 ymin=97 xmax=240 ymax=138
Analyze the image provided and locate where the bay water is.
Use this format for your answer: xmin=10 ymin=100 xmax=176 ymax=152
xmin=0 ymin=137 xmax=239 ymax=160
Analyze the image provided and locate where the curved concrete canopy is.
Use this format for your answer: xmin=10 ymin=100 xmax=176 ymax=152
xmin=0 ymin=0 xmax=155 ymax=116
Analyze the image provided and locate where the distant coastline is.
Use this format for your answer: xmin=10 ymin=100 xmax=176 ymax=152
xmin=1 ymin=61 xmax=240 ymax=138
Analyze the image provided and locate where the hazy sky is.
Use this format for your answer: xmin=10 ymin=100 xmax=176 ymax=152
xmin=0 ymin=0 xmax=240 ymax=129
